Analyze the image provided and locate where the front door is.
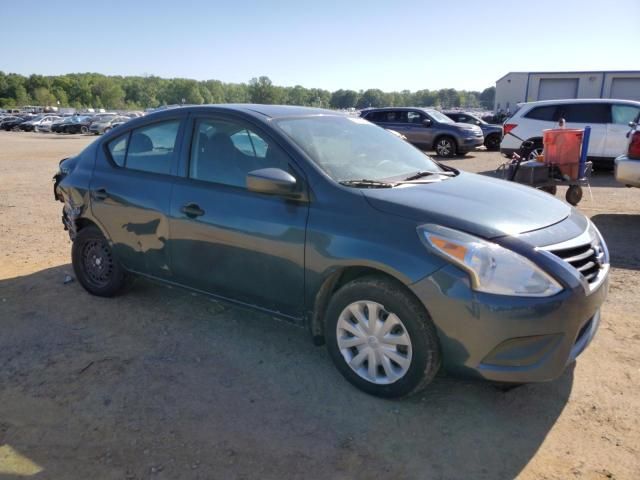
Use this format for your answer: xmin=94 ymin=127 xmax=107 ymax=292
xmin=169 ymin=115 xmax=308 ymax=318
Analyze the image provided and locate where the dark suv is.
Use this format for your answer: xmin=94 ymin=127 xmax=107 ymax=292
xmin=443 ymin=111 xmax=503 ymax=151
xmin=54 ymin=105 xmax=608 ymax=398
xmin=360 ymin=107 xmax=484 ymax=157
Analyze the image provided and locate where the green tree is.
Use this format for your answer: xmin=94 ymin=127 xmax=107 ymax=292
xmin=479 ymin=87 xmax=495 ymax=110
xmin=248 ymin=76 xmax=280 ymax=104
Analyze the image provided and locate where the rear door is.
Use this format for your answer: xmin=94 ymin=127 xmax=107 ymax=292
xmin=605 ymin=103 xmax=640 ymax=158
xmin=90 ymin=115 xmax=186 ymax=278
xmin=168 ymin=114 xmax=308 ymax=317
xmin=555 ymin=103 xmax=609 ymax=157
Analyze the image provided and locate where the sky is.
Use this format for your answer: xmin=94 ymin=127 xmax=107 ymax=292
xmin=1 ymin=0 xmax=638 ymax=92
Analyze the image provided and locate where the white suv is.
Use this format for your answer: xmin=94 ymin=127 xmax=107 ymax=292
xmin=501 ymin=99 xmax=640 ymax=167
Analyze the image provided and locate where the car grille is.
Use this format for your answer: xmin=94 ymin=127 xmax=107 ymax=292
xmin=548 ymin=242 xmax=604 ymax=285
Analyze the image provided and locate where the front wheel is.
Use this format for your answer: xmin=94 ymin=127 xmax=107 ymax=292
xmin=434 ymin=137 xmax=457 ymax=157
xmin=80 ymin=125 xmax=89 ymax=134
xmin=325 ymin=276 xmax=441 ymax=398
xmin=72 ymin=226 xmax=130 ymax=297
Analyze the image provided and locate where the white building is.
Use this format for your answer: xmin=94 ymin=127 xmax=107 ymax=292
xmin=495 ymin=71 xmax=640 ymax=113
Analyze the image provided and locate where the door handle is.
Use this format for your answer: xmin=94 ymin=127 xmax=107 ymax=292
xmin=180 ymin=202 xmax=205 ymax=218
xmin=92 ymin=188 xmax=108 ymax=201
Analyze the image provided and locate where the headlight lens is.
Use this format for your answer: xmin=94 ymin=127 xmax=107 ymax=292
xmin=419 ymin=225 xmax=563 ymax=297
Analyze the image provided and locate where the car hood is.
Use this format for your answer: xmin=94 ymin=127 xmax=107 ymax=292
xmin=362 ymin=172 xmax=571 ymax=239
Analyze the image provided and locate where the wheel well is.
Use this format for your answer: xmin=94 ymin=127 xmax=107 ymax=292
xmin=75 ymin=218 xmax=98 ymax=232
xmin=308 ymin=266 xmax=419 ymax=346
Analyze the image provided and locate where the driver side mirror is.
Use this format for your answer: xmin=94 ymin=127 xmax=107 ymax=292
xmin=422 ymin=118 xmax=432 ymax=127
xmin=247 ymin=168 xmax=299 ymax=197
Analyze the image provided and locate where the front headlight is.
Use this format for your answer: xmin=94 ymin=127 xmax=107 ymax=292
xmin=418 ymin=224 xmax=563 ymax=297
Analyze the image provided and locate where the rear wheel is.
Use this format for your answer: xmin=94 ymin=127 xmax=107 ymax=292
xmin=325 ymin=276 xmax=441 ymax=398
xmin=434 ymin=136 xmax=457 ymax=157
xmin=484 ymin=134 xmax=501 ymax=151
xmin=80 ymin=125 xmax=89 ymax=134
xmin=72 ymin=226 xmax=130 ymax=297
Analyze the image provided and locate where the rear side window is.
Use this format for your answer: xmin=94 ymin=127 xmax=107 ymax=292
xmin=365 ymin=111 xmax=401 ymax=123
xmin=108 ymin=133 xmax=128 ymax=167
xmin=524 ymin=105 xmax=557 ymax=121
xmin=611 ymin=104 xmax=640 ymax=125
xmin=556 ymin=103 xmax=611 ymax=124
xmin=105 ymin=120 xmax=181 ymax=174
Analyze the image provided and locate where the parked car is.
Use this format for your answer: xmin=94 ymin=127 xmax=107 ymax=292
xmin=54 ymin=105 xmax=609 ymax=398
xmin=64 ymin=116 xmax=96 ymax=134
xmin=0 ymin=115 xmax=32 ymax=131
xmin=0 ymin=115 xmax=22 ymax=128
xmin=32 ymin=116 xmax=62 ymax=132
xmin=89 ymin=115 xmax=131 ymax=135
xmin=614 ymin=121 xmax=640 ymax=187
xmin=361 ymin=107 xmax=484 ymax=157
xmin=443 ymin=111 xmax=503 ymax=151
xmin=501 ymin=99 xmax=640 ymax=167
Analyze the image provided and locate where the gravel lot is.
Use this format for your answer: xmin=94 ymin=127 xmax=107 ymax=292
xmin=1 ymin=131 xmax=639 ymax=480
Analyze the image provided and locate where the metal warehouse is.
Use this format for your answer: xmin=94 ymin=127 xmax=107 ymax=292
xmin=494 ymin=71 xmax=640 ymax=113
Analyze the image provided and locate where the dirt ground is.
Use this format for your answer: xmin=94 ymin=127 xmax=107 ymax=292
xmin=0 ymin=131 xmax=639 ymax=480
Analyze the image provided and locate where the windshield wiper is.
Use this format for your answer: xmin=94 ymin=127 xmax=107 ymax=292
xmin=339 ymin=179 xmax=395 ymax=188
xmin=402 ymin=170 xmax=455 ymax=181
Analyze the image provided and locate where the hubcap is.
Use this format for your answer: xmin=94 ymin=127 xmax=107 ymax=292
xmin=437 ymin=140 xmax=451 ymax=156
xmin=82 ymin=239 xmax=113 ymax=288
xmin=336 ymin=301 xmax=412 ymax=385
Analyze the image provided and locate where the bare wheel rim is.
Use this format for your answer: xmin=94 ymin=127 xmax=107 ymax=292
xmin=528 ymin=147 xmax=543 ymax=161
xmin=81 ymin=239 xmax=114 ymax=288
xmin=336 ymin=300 xmax=413 ymax=385
xmin=436 ymin=139 xmax=452 ymax=156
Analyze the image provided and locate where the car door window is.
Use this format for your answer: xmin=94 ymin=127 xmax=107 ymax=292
xmin=406 ymin=111 xmax=424 ymax=124
xmin=189 ymin=118 xmax=290 ymax=188
xmin=524 ymin=106 xmax=557 ymax=121
xmin=611 ymin=105 xmax=640 ymax=125
xmin=107 ymin=132 xmax=128 ymax=167
xmin=125 ymin=120 xmax=180 ymax=174
xmin=556 ymin=103 xmax=611 ymax=124
xmin=105 ymin=120 xmax=180 ymax=173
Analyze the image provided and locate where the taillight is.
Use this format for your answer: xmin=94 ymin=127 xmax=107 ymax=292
xmin=628 ymin=131 xmax=640 ymax=159
xmin=503 ymin=123 xmax=517 ymax=136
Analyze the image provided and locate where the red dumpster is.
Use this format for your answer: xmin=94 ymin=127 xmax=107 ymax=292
xmin=543 ymin=128 xmax=583 ymax=180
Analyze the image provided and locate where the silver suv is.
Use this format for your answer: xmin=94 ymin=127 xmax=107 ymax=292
xmin=360 ymin=107 xmax=484 ymax=157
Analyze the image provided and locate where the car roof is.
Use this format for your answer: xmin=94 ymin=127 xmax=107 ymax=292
xmin=518 ymin=98 xmax=640 ymax=108
xmin=152 ymin=104 xmax=340 ymax=119
xmin=361 ymin=106 xmax=435 ymax=112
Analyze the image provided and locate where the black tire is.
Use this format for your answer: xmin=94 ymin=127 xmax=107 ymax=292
xmin=434 ymin=136 xmax=457 ymax=158
xmin=484 ymin=134 xmax=501 ymax=151
xmin=72 ymin=226 xmax=130 ymax=297
xmin=565 ymin=185 xmax=583 ymax=206
xmin=325 ymin=275 xmax=441 ymax=398
xmin=80 ymin=126 xmax=89 ymax=134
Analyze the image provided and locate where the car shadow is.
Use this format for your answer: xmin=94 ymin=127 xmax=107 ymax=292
xmin=591 ymin=214 xmax=640 ymax=270
xmin=0 ymin=265 xmax=573 ymax=479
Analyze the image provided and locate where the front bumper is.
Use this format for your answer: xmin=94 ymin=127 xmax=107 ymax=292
xmin=461 ymin=137 xmax=484 ymax=150
xmin=410 ymin=264 xmax=608 ymax=383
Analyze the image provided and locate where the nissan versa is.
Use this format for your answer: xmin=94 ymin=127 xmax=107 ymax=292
xmin=53 ymin=105 xmax=609 ymax=398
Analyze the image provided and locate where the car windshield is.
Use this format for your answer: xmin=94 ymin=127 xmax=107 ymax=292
xmin=276 ymin=115 xmax=444 ymax=182
xmin=426 ymin=110 xmax=454 ymax=124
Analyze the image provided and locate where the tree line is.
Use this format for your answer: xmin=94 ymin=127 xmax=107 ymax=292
xmin=0 ymin=72 xmax=495 ymax=111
